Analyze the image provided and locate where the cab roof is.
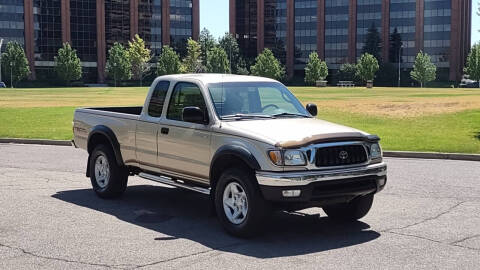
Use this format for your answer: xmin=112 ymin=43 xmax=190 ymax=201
xmin=156 ymin=74 xmax=279 ymax=85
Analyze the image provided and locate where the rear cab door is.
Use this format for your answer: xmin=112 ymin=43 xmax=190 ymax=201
xmin=135 ymin=80 xmax=171 ymax=168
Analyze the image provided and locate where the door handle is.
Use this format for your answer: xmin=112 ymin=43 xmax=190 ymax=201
xmin=160 ymin=127 xmax=169 ymax=135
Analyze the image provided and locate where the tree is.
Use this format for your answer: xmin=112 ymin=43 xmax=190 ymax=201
xmin=389 ymin=27 xmax=403 ymax=63
xmin=250 ymin=48 xmax=285 ymax=80
xmin=465 ymin=43 xmax=480 ymax=88
xmin=356 ymin=53 xmax=379 ymax=83
xmin=54 ymin=43 xmax=82 ymax=85
xmin=410 ymin=51 xmax=436 ymax=88
xmin=0 ymin=41 xmax=30 ymax=87
xmin=235 ymin=57 xmax=250 ymax=75
xmin=304 ymin=52 xmax=328 ymax=85
xmin=106 ymin=42 xmax=131 ymax=85
xmin=157 ymin=45 xmax=182 ymax=76
xmin=362 ymin=23 xmax=382 ymax=62
xmin=207 ymin=47 xmax=230 ymax=73
xmin=338 ymin=63 xmax=357 ymax=82
xmin=182 ymin=38 xmax=203 ymax=73
xmin=199 ymin=28 xmax=216 ymax=66
xmin=219 ymin=33 xmax=240 ymax=73
xmin=128 ymin=34 xmax=151 ymax=85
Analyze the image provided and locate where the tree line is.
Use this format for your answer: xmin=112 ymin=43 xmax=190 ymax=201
xmin=1 ymin=26 xmax=480 ymax=87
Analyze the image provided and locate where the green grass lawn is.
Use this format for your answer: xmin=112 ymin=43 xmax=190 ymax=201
xmin=1 ymin=86 xmax=480 ymax=153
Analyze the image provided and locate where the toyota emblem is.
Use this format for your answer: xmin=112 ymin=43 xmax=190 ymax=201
xmin=339 ymin=150 xmax=349 ymax=160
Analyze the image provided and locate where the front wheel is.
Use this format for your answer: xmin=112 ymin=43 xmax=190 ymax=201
xmin=323 ymin=194 xmax=374 ymax=221
xmin=215 ymin=168 xmax=270 ymax=237
xmin=89 ymin=145 xmax=128 ymax=198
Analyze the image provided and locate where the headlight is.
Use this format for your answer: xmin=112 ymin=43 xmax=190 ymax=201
xmin=370 ymin=143 xmax=382 ymax=159
xmin=268 ymin=150 xmax=306 ymax=166
xmin=284 ymin=150 xmax=306 ymax=166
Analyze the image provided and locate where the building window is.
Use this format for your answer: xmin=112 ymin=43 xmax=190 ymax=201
xmin=294 ymin=0 xmax=317 ymax=69
xmin=139 ymin=0 xmax=163 ymax=58
xmin=389 ymin=0 xmax=416 ymax=66
xmin=356 ymin=0 xmax=382 ymax=59
xmin=235 ymin=0 xmax=257 ymax=61
xmin=423 ymin=0 xmax=451 ymax=68
xmin=70 ymin=0 xmax=97 ymax=62
xmin=324 ymin=0 xmax=349 ymax=69
xmin=170 ymin=0 xmax=192 ymax=57
xmin=265 ymin=0 xmax=287 ymax=64
xmin=0 ymin=0 xmax=25 ymax=51
xmin=33 ymin=0 xmax=62 ymax=61
xmin=105 ymin=0 xmax=130 ymax=53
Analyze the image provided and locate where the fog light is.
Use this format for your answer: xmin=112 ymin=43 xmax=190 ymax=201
xmin=282 ymin=190 xmax=301 ymax=197
xmin=379 ymin=178 xmax=386 ymax=187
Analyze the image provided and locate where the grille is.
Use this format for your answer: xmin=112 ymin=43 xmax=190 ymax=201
xmin=315 ymin=145 xmax=367 ymax=167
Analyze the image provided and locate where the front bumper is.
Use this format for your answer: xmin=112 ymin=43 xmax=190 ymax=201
xmin=256 ymin=162 xmax=387 ymax=204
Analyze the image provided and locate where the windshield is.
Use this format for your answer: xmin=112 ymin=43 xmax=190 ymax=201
xmin=208 ymin=82 xmax=310 ymax=119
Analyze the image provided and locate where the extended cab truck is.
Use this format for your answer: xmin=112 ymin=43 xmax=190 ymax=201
xmin=73 ymin=74 xmax=387 ymax=237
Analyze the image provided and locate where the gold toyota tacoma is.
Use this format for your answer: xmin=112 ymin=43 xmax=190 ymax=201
xmin=73 ymin=74 xmax=387 ymax=237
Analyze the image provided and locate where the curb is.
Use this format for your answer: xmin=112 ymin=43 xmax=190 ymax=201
xmin=1 ymin=138 xmax=480 ymax=162
xmin=383 ymin=151 xmax=480 ymax=162
xmin=0 ymin=138 xmax=72 ymax=146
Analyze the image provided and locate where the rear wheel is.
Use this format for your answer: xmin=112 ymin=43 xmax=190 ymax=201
xmin=323 ymin=194 xmax=374 ymax=221
xmin=89 ymin=145 xmax=128 ymax=198
xmin=215 ymin=168 xmax=270 ymax=237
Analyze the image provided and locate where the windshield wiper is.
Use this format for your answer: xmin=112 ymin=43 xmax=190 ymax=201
xmin=272 ymin=112 xmax=311 ymax=118
xmin=221 ymin=113 xmax=274 ymax=120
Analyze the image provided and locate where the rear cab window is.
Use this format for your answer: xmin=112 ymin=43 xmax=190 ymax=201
xmin=148 ymin=81 xmax=170 ymax=117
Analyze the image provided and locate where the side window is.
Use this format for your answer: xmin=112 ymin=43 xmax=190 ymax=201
xmin=148 ymin=81 xmax=170 ymax=117
xmin=167 ymin=82 xmax=207 ymax=121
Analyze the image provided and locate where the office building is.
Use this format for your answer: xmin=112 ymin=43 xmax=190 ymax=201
xmin=229 ymin=0 xmax=471 ymax=81
xmin=0 ymin=0 xmax=199 ymax=82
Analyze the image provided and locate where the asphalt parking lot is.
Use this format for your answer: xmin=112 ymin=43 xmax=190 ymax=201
xmin=0 ymin=143 xmax=479 ymax=269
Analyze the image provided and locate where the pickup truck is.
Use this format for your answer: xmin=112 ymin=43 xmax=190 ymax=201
xmin=73 ymin=74 xmax=387 ymax=237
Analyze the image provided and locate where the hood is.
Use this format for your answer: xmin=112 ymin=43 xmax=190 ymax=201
xmin=220 ymin=118 xmax=368 ymax=148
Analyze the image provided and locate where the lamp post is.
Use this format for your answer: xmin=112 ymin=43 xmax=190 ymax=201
xmin=113 ymin=62 xmax=117 ymax=87
xmin=0 ymin=38 xmax=3 ymax=83
xmin=10 ymin=61 xmax=13 ymax=88
xmin=398 ymin=45 xmax=404 ymax=87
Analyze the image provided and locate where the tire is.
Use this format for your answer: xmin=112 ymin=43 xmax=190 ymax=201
xmin=89 ymin=144 xmax=128 ymax=199
xmin=323 ymin=194 xmax=374 ymax=221
xmin=214 ymin=167 xmax=270 ymax=238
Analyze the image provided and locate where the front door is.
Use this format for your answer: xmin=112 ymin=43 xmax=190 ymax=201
xmin=157 ymin=82 xmax=212 ymax=183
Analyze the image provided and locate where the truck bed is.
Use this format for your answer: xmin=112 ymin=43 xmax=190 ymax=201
xmin=88 ymin=106 xmax=143 ymax=115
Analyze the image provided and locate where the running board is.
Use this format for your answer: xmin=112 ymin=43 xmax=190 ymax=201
xmin=138 ymin=172 xmax=211 ymax=195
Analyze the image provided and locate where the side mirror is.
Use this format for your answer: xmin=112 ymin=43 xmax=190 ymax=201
xmin=182 ymin=106 xmax=207 ymax=124
xmin=306 ymin=103 xmax=317 ymax=116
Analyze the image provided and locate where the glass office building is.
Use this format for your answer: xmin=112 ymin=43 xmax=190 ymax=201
xmin=33 ymin=0 xmax=62 ymax=62
xmin=390 ymin=0 xmax=417 ymax=65
xmin=0 ymin=0 xmax=25 ymax=52
xmin=169 ymin=0 xmax=192 ymax=56
xmin=234 ymin=0 xmax=258 ymax=61
xmin=105 ymin=0 xmax=130 ymax=51
xmin=0 ymin=0 xmax=198 ymax=82
xmin=70 ymin=0 xmax=97 ymax=62
xmin=139 ymin=0 xmax=163 ymax=58
xmin=356 ymin=0 xmax=382 ymax=59
xmin=423 ymin=0 xmax=451 ymax=70
xmin=324 ymin=0 xmax=349 ymax=69
xmin=294 ymin=0 xmax=317 ymax=69
xmin=230 ymin=0 xmax=471 ymax=81
xmin=264 ymin=0 xmax=287 ymax=64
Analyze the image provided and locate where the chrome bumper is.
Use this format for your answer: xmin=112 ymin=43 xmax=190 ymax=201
xmin=256 ymin=162 xmax=387 ymax=187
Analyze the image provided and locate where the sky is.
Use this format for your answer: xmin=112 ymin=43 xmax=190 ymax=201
xmin=200 ymin=0 xmax=229 ymax=39
xmin=200 ymin=0 xmax=480 ymax=45
xmin=472 ymin=2 xmax=479 ymax=45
